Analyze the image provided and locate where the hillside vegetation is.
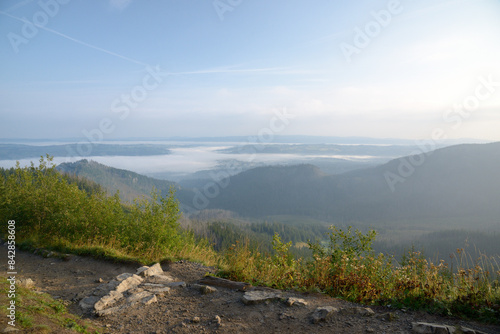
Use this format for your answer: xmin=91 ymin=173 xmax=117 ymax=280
xmin=57 ymin=159 xmax=176 ymax=203
xmin=1 ymin=156 xmax=499 ymax=323
xmin=0 ymin=156 xmax=216 ymax=264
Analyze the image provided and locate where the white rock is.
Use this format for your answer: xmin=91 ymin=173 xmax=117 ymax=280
xmin=115 ymin=274 xmax=143 ymax=293
xmin=286 ymin=297 xmax=308 ymax=307
xmin=138 ymin=263 xmax=163 ymax=277
xmin=94 ymin=290 xmax=124 ymax=311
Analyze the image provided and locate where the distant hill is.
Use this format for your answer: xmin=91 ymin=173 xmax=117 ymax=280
xmin=0 ymin=143 xmax=171 ymax=160
xmin=57 ymin=160 xmax=177 ymax=203
xmin=199 ymin=142 xmax=500 ymax=229
xmin=56 ymin=142 xmax=500 ymax=231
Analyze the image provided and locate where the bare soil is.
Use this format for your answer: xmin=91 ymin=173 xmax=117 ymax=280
xmin=1 ymin=246 xmax=499 ymax=334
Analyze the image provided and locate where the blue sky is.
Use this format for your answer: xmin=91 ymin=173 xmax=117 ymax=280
xmin=1 ymin=0 xmax=500 ymax=141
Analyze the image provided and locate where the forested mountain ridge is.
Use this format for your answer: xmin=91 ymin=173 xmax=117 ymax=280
xmin=202 ymin=142 xmax=500 ymax=229
xmin=57 ymin=159 xmax=177 ymax=203
xmin=54 ymin=142 xmax=500 ymax=231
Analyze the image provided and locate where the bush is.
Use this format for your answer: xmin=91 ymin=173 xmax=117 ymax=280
xmin=0 ymin=156 xmax=215 ymax=264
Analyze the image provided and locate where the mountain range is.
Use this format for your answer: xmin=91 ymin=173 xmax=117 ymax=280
xmin=58 ymin=142 xmax=500 ymax=231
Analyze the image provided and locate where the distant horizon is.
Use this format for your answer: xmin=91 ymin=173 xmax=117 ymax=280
xmin=0 ymin=134 xmax=496 ymax=144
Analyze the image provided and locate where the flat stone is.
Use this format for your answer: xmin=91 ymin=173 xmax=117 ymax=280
xmin=340 ymin=307 xmax=375 ymax=317
xmin=127 ymin=291 xmax=154 ymax=304
xmin=96 ymin=305 xmax=125 ymax=317
xmin=135 ymin=266 xmax=149 ymax=276
xmin=147 ymin=287 xmax=170 ymax=296
xmin=142 ymin=294 xmax=157 ymax=305
xmin=311 ymin=306 xmax=339 ymax=324
xmin=285 ymin=297 xmax=308 ymax=307
xmin=166 ymin=281 xmax=186 ymax=288
xmin=148 ymin=274 xmax=175 ymax=284
xmin=79 ymin=296 xmax=100 ymax=310
xmin=94 ymin=290 xmax=124 ymax=311
xmin=241 ymin=290 xmax=282 ymax=305
xmin=411 ymin=322 xmax=450 ymax=334
xmin=192 ymin=284 xmax=217 ymax=294
xmin=115 ymin=274 xmax=143 ymax=293
xmin=142 ymin=283 xmax=166 ymax=288
xmin=93 ymin=280 xmax=120 ymax=296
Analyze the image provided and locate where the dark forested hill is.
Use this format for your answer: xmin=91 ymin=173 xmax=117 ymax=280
xmin=57 ymin=159 xmax=177 ymax=203
xmin=200 ymin=142 xmax=500 ymax=229
xmin=56 ymin=142 xmax=500 ymax=231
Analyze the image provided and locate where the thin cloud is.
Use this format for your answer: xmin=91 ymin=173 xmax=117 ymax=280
xmin=0 ymin=11 xmax=147 ymax=67
xmin=172 ymin=66 xmax=313 ymax=76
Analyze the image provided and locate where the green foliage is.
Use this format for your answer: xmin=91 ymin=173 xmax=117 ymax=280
xmin=221 ymin=225 xmax=500 ymax=323
xmin=0 ymin=156 xmax=216 ymax=264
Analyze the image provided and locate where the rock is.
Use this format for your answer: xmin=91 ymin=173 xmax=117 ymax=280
xmin=241 ymin=290 xmax=282 ymax=305
xmin=199 ymin=275 xmax=252 ymax=291
xmin=137 ymin=263 xmax=163 ymax=277
xmin=285 ymin=297 xmax=308 ymax=307
xmin=135 ymin=266 xmax=149 ymax=276
xmin=96 ymin=278 xmax=104 ymax=283
xmin=192 ymin=284 xmax=217 ymax=294
xmin=166 ymin=281 xmax=186 ymax=288
xmin=115 ymin=274 xmax=143 ymax=293
xmin=144 ymin=287 xmax=170 ymax=296
xmin=310 ymin=306 xmax=339 ymax=323
xmin=79 ymin=296 xmax=100 ymax=310
xmin=214 ymin=315 xmax=222 ymax=326
xmin=341 ymin=307 xmax=375 ymax=317
xmin=192 ymin=317 xmax=201 ymax=323
xmin=2 ymin=326 xmax=20 ymax=332
xmin=116 ymin=273 xmax=134 ymax=281
xmin=411 ymin=322 xmax=453 ymax=334
xmin=376 ymin=312 xmax=398 ymax=321
xmin=141 ymin=294 xmax=157 ymax=305
xmin=94 ymin=290 xmax=124 ymax=311
xmin=127 ymin=291 xmax=154 ymax=304
xmin=128 ymin=287 xmax=144 ymax=294
xmin=148 ymin=274 xmax=175 ymax=284
xmin=96 ymin=305 xmax=125 ymax=317
xmin=17 ymin=278 xmax=35 ymax=289
xmin=93 ymin=280 xmax=120 ymax=296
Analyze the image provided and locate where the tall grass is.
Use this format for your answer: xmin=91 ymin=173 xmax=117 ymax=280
xmin=219 ymin=227 xmax=500 ymax=323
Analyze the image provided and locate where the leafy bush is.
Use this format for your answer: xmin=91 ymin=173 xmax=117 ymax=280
xmin=0 ymin=156 xmax=216 ymax=264
xmin=221 ymin=225 xmax=500 ymax=323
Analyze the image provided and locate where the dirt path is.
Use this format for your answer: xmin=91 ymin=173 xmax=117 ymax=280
xmin=1 ymin=246 xmax=499 ymax=334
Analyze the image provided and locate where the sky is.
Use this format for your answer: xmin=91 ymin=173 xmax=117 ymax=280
xmin=1 ymin=0 xmax=500 ymax=141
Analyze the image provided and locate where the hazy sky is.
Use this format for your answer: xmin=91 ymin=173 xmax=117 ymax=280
xmin=1 ymin=0 xmax=500 ymax=141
